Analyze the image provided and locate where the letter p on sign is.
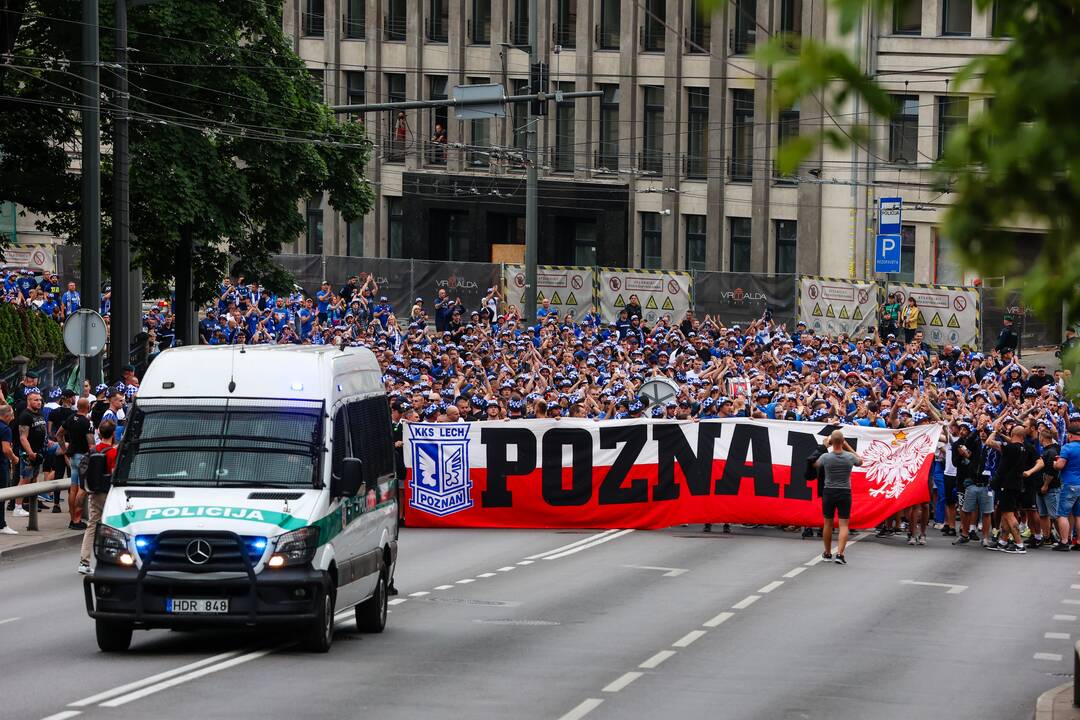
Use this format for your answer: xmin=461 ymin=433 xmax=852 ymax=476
xmin=875 ymin=234 xmax=902 ymax=274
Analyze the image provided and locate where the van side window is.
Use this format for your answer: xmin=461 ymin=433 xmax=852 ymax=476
xmin=331 ymin=409 xmax=349 ymax=482
xmin=346 ymin=398 xmax=395 ymax=487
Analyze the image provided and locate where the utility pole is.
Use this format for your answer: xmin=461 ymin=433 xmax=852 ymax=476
xmin=523 ymin=0 xmax=539 ymax=324
xmin=81 ymin=0 xmax=102 ymax=384
xmin=110 ymin=0 xmax=131 ymax=381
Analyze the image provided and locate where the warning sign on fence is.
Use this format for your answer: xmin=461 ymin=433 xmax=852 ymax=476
xmin=502 ymin=265 xmax=594 ymax=319
xmin=887 ymin=282 xmax=980 ymax=347
xmin=598 ymin=269 xmax=693 ymax=323
xmin=1 ymin=243 xmax=56 ymax=273
xmin=798 ymin=276 xmax=877 ymax=337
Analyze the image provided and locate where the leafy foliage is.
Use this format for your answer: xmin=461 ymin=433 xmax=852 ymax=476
xmin=0 ymin=304 xmax=65 ymax=367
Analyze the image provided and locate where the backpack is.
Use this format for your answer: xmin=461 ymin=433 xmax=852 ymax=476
xmin=82 ymin=452 xmax=112 ymax=493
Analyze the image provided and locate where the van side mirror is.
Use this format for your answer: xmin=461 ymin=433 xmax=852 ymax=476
xmin=332 ymin=457 xmax=364 ymax=498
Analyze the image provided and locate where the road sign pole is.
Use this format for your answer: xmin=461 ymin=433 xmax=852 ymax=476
xmin=81 ymin=0 xmax=102 ymax=384
xmin=524 ymin=0 xmax=539 ymax=324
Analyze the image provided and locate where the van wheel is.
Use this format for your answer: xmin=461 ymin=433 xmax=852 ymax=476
xmin=302 ymin=587 xmax=335 ymax=653
xmin=95 ymin=619 xmax=133 ymax=652
xmin=356 ymin=572 xmax=387 ymax=633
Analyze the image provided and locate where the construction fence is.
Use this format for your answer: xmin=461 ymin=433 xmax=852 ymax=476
xmin=272 ymin=254 xmax=1061 ymax=352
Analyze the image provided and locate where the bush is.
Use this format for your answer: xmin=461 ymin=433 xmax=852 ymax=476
xmin=0 ymin=304 xmax=70 ymax=369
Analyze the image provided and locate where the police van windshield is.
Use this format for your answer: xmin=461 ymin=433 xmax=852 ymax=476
xmin=116 ymin=402 xmax=323 ymax=488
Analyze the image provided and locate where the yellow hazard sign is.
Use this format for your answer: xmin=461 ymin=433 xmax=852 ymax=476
xmin=645 ymin=296 xmax=658 ymax=310
xmin=536 ymin=291 xmax=545 ymax=301
xmin=929 ymin=312 xmax=943 ymax=327
xmin=825 ymin=305 xmax=835 ymax=318
xmin=566 ymin=292 xmax=577 ymax=306
xmin=947 ymin=313 xmax=960 ymax=328
xmin=853 ymin=306 xmax=863 ymax=321
xmin=550 ymin=291 xmax=562 ymax=305
xmin=614 ymin=294 xmax=625 ymax=307
xmin=661 ymin=297 xmax=674 ymax=311
xmin=812 ymin=303 xmax=823 ymax=317
xmin=839 ymin=306 xmax=849 ymax=319
xmin=916 ymin=311 xmax=926 ymax=325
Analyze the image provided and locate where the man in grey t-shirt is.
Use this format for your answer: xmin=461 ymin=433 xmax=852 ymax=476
xmin=815 ymin=430 xmax=863 ymax=564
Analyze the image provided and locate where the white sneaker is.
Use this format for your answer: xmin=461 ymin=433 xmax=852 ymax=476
xmin=12 ymin=507 xmax=29 ymax=517
xmin=0 ymin=526 xmax=17 ymax=535
xmin=76 ymin=562 xmax=91 ymax=575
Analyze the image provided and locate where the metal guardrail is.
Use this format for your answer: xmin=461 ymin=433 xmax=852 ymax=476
xmin=1074 ymin=640 xmax=1080 ymax=708
xmin=1 ymin=479 xmax=70 ymax=531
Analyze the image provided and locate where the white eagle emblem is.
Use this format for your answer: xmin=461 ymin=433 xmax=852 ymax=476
xmin=861 ymin=431 xmax=936 ymax=500
xmin=410 ymin=436 xmax=473 ymax=517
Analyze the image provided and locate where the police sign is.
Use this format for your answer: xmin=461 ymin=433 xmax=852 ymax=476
xmin=878 ymin=196 xmax=902 ymax=235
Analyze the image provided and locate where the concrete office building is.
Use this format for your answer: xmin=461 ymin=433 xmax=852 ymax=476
xmin=273 ymin=0 xmax=1040 ymax=283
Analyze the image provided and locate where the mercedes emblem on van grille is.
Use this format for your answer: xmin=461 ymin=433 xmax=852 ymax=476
xmin=185 ymin=539 xmax=213 ymax=565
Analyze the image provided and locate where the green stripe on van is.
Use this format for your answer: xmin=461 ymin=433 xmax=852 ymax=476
xmin=105 ymin=506 xmax=308 ymax=530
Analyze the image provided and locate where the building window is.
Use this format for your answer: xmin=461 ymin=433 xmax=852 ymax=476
xmin=643 ymin=0 xmax=665 ymax=51
xmin=471 ymin=0 xmax=491 ymax=43
xmin=731 ymin=89 xmax=753 ymax=182
xmin=386 ymin=74 xmax=407 ymax=162
xmin=428 ymin=76 xmax=448 ymax=164
xmin=344 ymin=0 xmax=365 ymax=38
xmin=346 ymin=71 xmax=365 ymax=121
xmin=775 ymin=220 xmax=796 ymax=274
xmin=597 ymin=84 xmax=620 ymax=171
xmin=574 ymin=222 xmax=597 ymax=266
xmin=889 ymin=225 xmax=917 ymax=282
xmin=991 ymin=1 xmax=1009 ymax=37
xmin=892 ymin=0 xmax=920 ymax=34
xmin=599 ymin=0 xmax=620 ymax=49
xmin=553 ymin=82 xmax=575 ymax=171
xmin=688 ymin=0 xmax=710 ymax=52
xmin=385 ymin=0 xmax=406 ymax=41
xmin=686 ymin=88 xmax=708 ymax=178
xmin=428 ymin=0 xmax=448 ymax=41
xmin=306 ymin=196 xmax=324 ymax=255
xmin=642 ymin=213 xmax=662 ymax=269
xmin=555 ymin=0 xmax=576 ymax=48
xmin=889 ymin=94 xmax=918 ymax=164
xmin=686 ymin=215 xmax=707 ymax=271
xmin=937 ymin=96 xmax=968 ymax=158
xmin=729 ymin=217 xmax=751 ymax=272
xmin=776 ymin=102 xmax=799 ymax=183
xmin=642 ymin=86 xmax=664 ymax=174
xmin=388 ymin=198 xmax=403 ymax=258
xmin=942 ymin=0 xmax=972 ymax=36
xmin=302 ymin=0 xmax=324 ymax=36
xmin=468 ymin=77 xmax=492 ymax=168
xmin=779 ymin=0 xmax=801 ymax=35
xmin=347 ymin=219 xmax=364 ymax=257
xmin=511 ymin=78 xmax=528 ymax=157
xmin=512 ymin=0 xmax=528 ymax=45
xmin=731 ymin=0 xmax=755 ymax=53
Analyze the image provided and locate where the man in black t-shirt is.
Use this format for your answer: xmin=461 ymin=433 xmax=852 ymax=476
xmin=1023 ymin=426 xmax=1061 ymax=548
xmin=12 ymin=390 xmax=47 ymax=515
xmin=58 ymin=397 xmax=94 ymax=530
xmin=988 ymin=425 xmax=1037 ymax=553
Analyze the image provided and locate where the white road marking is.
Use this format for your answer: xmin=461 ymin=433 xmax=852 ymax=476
xmin=758 ymin=581 xmax=784 ymax=594
xmin=900 ymin=580 xmax=967 ymax=594
xmin=100 ymin=648 xmax=278 ymax=707
xmin=806 ymin=554 xmax=829 ymax=566
xmin=0 ymin=617 xmax=20 ymax=626
xmin=1054 ymin=614 xmax=1077 ymax=621
xmin=557 ymin=698 xmax=604 ymax=720
xmin=409 ymin=591 xmax=430 ymax=597
xmin=434 ymin=584 xmax=454 ymax=590
xmin=69 ymin=650 xmax=246 ymax=706
xmin=1071 ymin=584 xmax=1080 ymax=591
xmin=602 ymin=671 xmax=643 ymax=693
xmin=517 ymin=560 xmax=535 ymax=565
xmin=732 ymin=595 xmax=760 ymax=610
xmin=1034 ymin=653 xmax=1063 ymax=662
xmin=1063 ymin=599 xmax=1080 ymax=605
xmin=673 ymin=630 xmax=706 ymax=648
xmin=41 ymin=712 xmax=82 ymax=720
xmin=703 ymin=611 xmax=733 ymax=628
xmin=621 ymin=564 xmax=688 ymax=577
xmin=477 ymin=572 xmax=496 ymax=578
xmin=526 ymin=530 xmax=618 ymax=560
xmin=388 ymin=598 xmax=407 ymax=606
xmin=783 ymin=567 xmax=807 ymax=579
xmin=639 ymin=650 xmax=676 ymax=669
xmin=496 ymin=566 xmax=516 ymax=572
xmin=1045 ymin=632 xmax=1071 ymax=640
xmin=543 ymin=530 xmax=635 ymax=560
xmin=456 ymin=578 xmax=475 ymax=584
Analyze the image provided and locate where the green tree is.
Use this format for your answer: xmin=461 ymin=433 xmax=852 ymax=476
xmin=1 ymin=0 xmax=373 ymax=303
xmin=754 ymin=0 xmax=1079 ymax=372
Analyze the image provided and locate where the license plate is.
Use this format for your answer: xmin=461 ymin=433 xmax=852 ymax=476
xmin=167 ymin=598 xmax=229 ymax=614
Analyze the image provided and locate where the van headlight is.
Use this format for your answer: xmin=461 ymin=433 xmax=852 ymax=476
xmin=267 ymin=526 xmax=319 ymax=568
xmin=95 ymin=524 xmax=135 ymax=566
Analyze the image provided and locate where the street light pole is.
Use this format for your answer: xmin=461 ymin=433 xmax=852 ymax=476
xmin=110 ymin=0 xmax=131 ymax=382
xmin=524 ymin=0 xmax=539 ymax=323
xmin=81 ymin=0 xmax=102 ymax=384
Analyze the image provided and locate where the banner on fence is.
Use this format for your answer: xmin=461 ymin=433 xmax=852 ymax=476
xmin=412 ymin=260 xmax=502 ymax=319
xmin=1 ymin=243 xmax=56 ymax=273
xmin=598 ymin=269 xmax=692 ymax=323
xmin=797 ymin=276 xmax=877 ymax=337
xmin=402 ymin=418 xmax=938 ymax=529
xmin=887 ymin=282 xmax=980 ymax=348
xmin=694 ymin=272 xmax=797 ymax=327
xmin=502 ymin=265 xmax=594 ymax=319
xmin=325 ymin=257 xmax=413 ymax=318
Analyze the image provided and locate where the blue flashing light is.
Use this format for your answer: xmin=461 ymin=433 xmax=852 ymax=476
xmin=251 ymin=538 xmax=267 ymax=550
xmin=134 ymin=536 xmax=151 ymax=551
xmin=290 ymin=382 xmax=304 ymax=391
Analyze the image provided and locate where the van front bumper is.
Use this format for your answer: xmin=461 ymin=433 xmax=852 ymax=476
xmin=84 ymin=564 xmax=331 ymax=628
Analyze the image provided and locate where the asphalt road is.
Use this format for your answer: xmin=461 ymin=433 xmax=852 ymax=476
xmin=1 ymin=526 xmax=1076 ymax=720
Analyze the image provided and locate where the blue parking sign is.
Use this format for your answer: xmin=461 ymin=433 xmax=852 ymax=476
xmin=875 ymin=234 xmax=902 ymax=273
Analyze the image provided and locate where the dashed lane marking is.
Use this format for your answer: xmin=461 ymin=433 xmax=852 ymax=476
xmin=758 ymin=581 xmax=784 ymax=594
xmin=41 ymin=712 xmax=81 ymax=720
xmin=496 ymin=566 xmax=516 ymax=572
xmin=434 ymin=585 xmax=454 ymax=590
xmin=1034 ymin=653 xmax=1063 ymax=662
xmin=517 ymin=560 xmax=535 ymax=565
xmin=1054 ymin=614 xmax=1077 ymax=621
xmin=0 ymin=617 xmax=20 ymax=626
xmin=477 ymin=572 xmax=496 ymax=578
xmin=1061 ymin=599 xmax=1080 ymax=605
xmin=703 ymin=611 xmax=733 ymax=628
xmin=783 ymin=567 xmax=807 ymax=579
xmin=732 ymin=595 xmax=761 ymax=610
xmin=1045 ymin=632 xmax=1071 ymax=640
xmin=388 ymin=599 xmax=407 ymax=606
xmin=409 ymin=591 xmax=430 ymax=597
xmin=639 ymin=650 xmax=676 ymax=669
xmin=456 ymin=578 xmax=475 ymax=584
xmin=602 ymin=672 xmax=643 ymax=693
xmin=1071 ymin=584 xmax=1080 ymax=591
xmin=557 ymin=699 xmax=604 ymax=720
xmin=672 ymin=630 xmax=706 ymax=648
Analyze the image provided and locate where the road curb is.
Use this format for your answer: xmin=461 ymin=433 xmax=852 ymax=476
xmin=1036 ymin=682 xmax=1074 ymax=720
xmin=0 ymin=532 xmax=83 ymax=562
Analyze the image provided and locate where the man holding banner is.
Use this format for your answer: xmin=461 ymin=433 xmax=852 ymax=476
xmin=817 ymin=430 xmax=863 ymax=564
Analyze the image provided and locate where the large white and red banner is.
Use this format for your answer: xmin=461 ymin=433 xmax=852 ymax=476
xmin=403 ymin=419 xmax=940 ymax=530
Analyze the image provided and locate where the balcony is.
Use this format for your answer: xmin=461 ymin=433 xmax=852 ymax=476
xmin=549 ymin=146 xmax=573 ymax=172
xmin=552 ymin=22 xmax=576 ymax=48
xmin=594 ymin=148 xmax=619 ymax=173
xmin=683 ymin=153 xmax=707 ymax=179
xmin=384 ymin=16 xmax=406 ymax=42
xmin=422 ymin=140 xmax=449 ymax=166
xmin=638 ymin=150 xmax=663 ymax=175
xmin=382 ymin=137 xmax=408 ymax=163
xmin=342 ymin=13 xmax=365 ymax=39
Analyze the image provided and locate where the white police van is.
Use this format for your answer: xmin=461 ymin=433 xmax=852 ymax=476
xmin=83 ymin=345 xmax=398 ymax=652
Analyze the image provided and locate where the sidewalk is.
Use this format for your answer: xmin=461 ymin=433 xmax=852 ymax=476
xmin=1036 ymin=683 xmax=1080 ymax=720
xmin=0 ymin=499 xmax=85 ymax=562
